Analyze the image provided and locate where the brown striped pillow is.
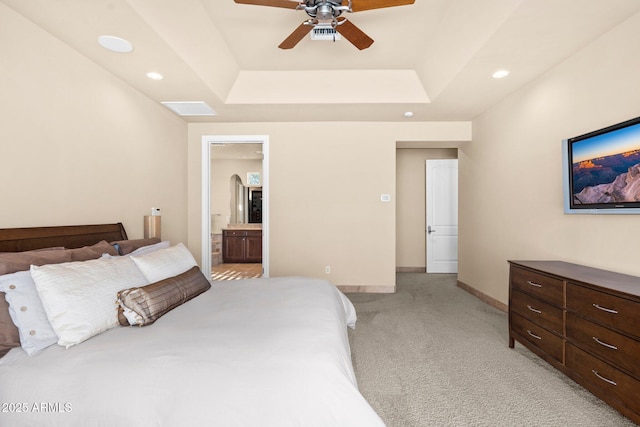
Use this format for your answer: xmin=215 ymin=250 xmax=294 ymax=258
xmin=116 ymin=266 xmax=210 ymax=327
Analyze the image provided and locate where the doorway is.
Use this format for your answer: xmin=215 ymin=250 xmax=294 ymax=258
xmin=395 ymin=146 xmax=458 ymax=274
xmin=201 ymin=135 xmax=269 ymax=280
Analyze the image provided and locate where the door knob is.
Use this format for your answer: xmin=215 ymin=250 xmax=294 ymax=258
xmin=427 ymin=226 xmax=436 ymax=234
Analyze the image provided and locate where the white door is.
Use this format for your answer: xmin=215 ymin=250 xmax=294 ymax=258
xmin=426 ymin=159 xmax=458 ymax=273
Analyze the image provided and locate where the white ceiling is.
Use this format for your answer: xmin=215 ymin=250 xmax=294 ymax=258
xmin=4 ymin=0 xmax=640 ymax=123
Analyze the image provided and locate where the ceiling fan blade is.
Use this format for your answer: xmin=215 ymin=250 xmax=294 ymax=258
xmin=336 ymin=18 xmax=374 ymax=50
xmin=349 ymin=0 xmax=415 ymax=12
xmin=234 ymin=0 xmax=300 ymax=9
xmin=278 ymin=22 xmax=311 ymax=49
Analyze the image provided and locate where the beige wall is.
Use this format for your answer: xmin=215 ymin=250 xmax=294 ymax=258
xmin=188 ymin=123 xmax=471 ymax=291
xmin=9 ymin=0 xmax=637 ymax=301
xmin=396 ymin=148 xmax=458 ymax=269
xmin=0 ymin=5 xmax=189 ymax=244
xmin=1 ymin=2 xmax=473 ymax=291
xmin=459 ymin=12 xmax=640 ymax=304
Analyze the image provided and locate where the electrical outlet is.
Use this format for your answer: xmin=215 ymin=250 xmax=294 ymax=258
xmin=325 ymin=266 xmax=331 ymax=274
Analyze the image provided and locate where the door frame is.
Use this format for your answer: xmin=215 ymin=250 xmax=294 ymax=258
xmin=201 ymin=135 xmax=269 ymax=278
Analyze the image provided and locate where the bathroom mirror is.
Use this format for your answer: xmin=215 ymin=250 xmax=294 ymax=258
xmin=230 ymin=174 xmax=262 ymax=224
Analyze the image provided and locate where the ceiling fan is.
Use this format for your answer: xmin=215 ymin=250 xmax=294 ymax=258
xmin=233 ymin=0 xmax=415 ymax=50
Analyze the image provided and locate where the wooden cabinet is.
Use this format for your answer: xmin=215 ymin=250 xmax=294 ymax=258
xmin=244 ymin=231 xmax=262 ymax=263
xmin=508 ymin=261 xmax=640 ymax=424
xmin=222 ymin=229 xmax=262 ymax=263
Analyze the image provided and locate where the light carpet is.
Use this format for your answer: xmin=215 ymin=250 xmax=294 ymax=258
xmin=346 ymin=273 xmax=636 ymax=427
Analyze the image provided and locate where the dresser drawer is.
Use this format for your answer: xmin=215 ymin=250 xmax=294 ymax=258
xmin=566 ymin=343 xmax=640 ymax=416
xmin=223 ymin=230 xmax=247 ymax=237
xmin=566 ymin=283 xmax=640 ymax=339
xmin=566 ymin=312 xmax=640 ymax=378
xmin=511 ymin=289 xmax=563 ymax=334
xmin=511 ymin=313 xmax=563 ymax=363
xmin=510 ymin=266 xmax=563 ymax=306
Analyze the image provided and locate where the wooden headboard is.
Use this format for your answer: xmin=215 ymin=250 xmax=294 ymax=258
xmin=0 ymin=223 xmax=128 ymax=253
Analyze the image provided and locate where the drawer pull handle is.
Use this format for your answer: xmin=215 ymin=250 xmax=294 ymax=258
xmin=592 ymin=304 xmax=618 ymax=314
xmin=592 ymin=337 xmax=618 ymax=350
xmin=526 ymin=330 xmax=542 ymax=340
xmin=592 ymin=370 xmax=617 ymax=386
xmin=526 ymin=280 xmax=542 ymax=288
xmin=527 ymin=305 xmax=542 ymax=314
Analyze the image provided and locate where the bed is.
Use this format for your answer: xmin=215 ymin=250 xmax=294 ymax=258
xmin=0 ymin=224 xmax=385 ymax=427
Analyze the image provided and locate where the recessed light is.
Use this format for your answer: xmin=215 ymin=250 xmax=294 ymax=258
xmin=97 ymin=35 xmax=133 ymax=53
xmin=146 ymin=72 xmax=164 ymax=81
xmin=403 ymin=111 xmax=414 ymax=118
xmin=492 ymin=69 xmax=510 ymax=79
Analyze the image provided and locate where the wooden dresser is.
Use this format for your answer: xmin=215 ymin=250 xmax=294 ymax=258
xmin=508 ymin=260 xmax=640 ymax=424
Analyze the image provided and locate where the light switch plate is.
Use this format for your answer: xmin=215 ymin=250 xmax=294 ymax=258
xmin=380 ymin=194 xmax=391 ymax=202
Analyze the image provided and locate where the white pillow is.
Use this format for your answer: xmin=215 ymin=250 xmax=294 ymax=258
xmin=31 ymin=256 xmax=148 ymax=348
xmin=100 ymin=240 xmax=171 ymax=260
xmin=129 ymin=240 xmax=171 ymax=256
xmin=0 ymin=271 xmax=58 ymax=355
xmin=131 ymin=243 xmax=197 ymax=283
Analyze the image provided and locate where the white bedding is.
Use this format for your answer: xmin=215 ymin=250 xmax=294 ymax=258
xmin=0 ymin=276 xmax=385 ymax=427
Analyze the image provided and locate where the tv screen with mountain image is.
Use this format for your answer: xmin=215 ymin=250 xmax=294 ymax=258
xmin=564 ymin=116 xmax=640 ymax=213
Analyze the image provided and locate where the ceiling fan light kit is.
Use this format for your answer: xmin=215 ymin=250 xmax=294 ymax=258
xmin=310 ymin=26 xmax=342 ymax=41
xmin=234 ymin=0 xmax=415 ymax=50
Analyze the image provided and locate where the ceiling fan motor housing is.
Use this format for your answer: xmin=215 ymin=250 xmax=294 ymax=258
xmin=300 ymin=0 xmax=352 ymax=25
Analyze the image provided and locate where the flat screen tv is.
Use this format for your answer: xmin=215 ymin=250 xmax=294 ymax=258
xmin=563 ymin=116 xmax=640 ymax=214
